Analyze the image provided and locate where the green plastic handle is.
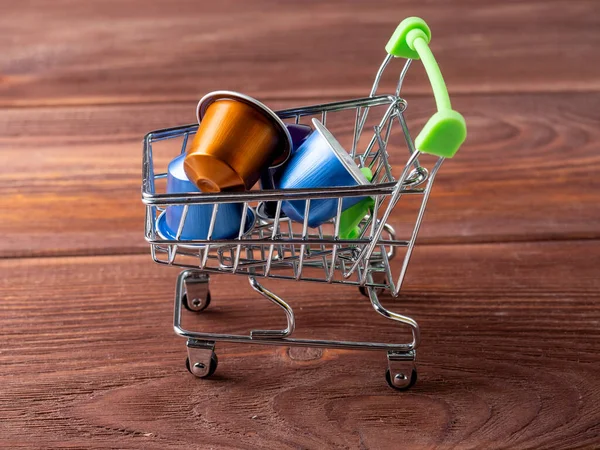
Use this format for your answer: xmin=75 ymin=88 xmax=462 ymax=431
xmin=385 ymin=17 xmax=466 ymax=158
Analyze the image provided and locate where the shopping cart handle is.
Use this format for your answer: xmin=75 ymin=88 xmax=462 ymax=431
xmin=386 ymin=17 xmax=467 ymax=158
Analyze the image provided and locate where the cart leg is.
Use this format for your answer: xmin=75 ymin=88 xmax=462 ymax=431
xmin=183 ymin=272 xmax=211 ymax=312
xmin=248 ymin=276 xmax=295 ymax=339
xmin=367 ymin=285 xmax=420 ymax=349
xmin=186 ymin=339 xmax=218 ymax=378
xmin=365 ymin=280 xmax=420 ymax=390
xmin=386 ymin=350 xmax=417 ymax=390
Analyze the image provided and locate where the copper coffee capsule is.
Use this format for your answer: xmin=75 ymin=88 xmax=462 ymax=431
xmin=184 ymin=91 xmax=292 ymax=193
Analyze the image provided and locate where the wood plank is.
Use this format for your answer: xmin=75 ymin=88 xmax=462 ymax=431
xmin=2 ymin=93 xmax=599 ymax=258
xmin=1 ymin=240 xmax=599 ymax=448
xmin=1 ymin=0 xmax=598 ymax=107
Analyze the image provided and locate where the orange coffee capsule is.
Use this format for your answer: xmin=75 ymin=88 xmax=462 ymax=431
xmin=184 ymin=91 xmax=292 ymax=193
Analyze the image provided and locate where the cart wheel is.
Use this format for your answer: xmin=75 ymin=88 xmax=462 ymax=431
xmin=385 ymin=368 xmax=417 ymax=391
xmin=182 ymin=291 xmax=211 ymax=312
xmin=358 ymin=284 xmax=386 ymax=298
xmin=186 ymin=352 xmax=218 ymax=378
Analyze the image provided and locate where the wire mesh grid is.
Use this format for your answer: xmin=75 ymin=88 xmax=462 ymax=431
xmin=142 ymin=61 xmax=445 ymax=297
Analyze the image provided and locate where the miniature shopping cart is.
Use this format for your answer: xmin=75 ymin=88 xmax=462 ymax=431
xmin=141 ymin=18 xmax=466 ymax=390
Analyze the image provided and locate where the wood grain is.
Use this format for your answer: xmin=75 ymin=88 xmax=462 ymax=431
xmin=1 ymin=241 xmax=599 ymax=449
xmin=2 ymin=93 xmax=599 ymax=258
xmin=2 ymin=1 xmax=599 ymax=448
xmin=1 ymin=0 xmax=599 ymax=107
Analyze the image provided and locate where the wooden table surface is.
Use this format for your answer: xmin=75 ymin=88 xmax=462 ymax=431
xmin=2 ymin=1 xmax=599 ymax=449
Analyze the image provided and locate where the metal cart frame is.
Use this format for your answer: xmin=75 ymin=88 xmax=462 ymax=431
xmin=141 ymin=18 xmax=466 ymax=390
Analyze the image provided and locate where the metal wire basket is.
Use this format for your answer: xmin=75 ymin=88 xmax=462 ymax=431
xmin=141 ymin=17 xmax=466 ymax=390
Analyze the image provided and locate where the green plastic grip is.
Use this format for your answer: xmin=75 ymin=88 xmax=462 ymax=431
xmin=386 ymin=17 xmax=466 ymax=158
xmin=339 ymin=168 xmax=375 ymax=240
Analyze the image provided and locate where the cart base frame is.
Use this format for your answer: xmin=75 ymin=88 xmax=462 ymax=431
xmin=174 ymin=269 xmax=418 ymax=390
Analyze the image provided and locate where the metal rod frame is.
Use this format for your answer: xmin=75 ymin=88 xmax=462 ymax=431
xmin=144 ymin=52 xmax=449 ymax=374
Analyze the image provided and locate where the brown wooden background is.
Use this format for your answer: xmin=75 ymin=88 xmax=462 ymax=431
xmin=1 ymin=1 xmax=599 ymax=448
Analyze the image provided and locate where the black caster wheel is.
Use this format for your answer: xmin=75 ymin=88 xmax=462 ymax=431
xmin=182 ymin=291 xmax=211 ymax=312
xmin=185 ymin=352 xmax=218 ymax=378
xmin=358 ymin=284 xmax=386 ymax=298
xmin=386 ymin=368 xmax=417 ymax=391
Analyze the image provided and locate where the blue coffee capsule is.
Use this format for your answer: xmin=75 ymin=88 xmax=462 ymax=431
xmin=259 ymin=123 xmax=313 ymax=218
xmin=156 ymin=153 xmax=254 ymax=241
xmin=274 ymin=119 xmax=372 ymax=228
